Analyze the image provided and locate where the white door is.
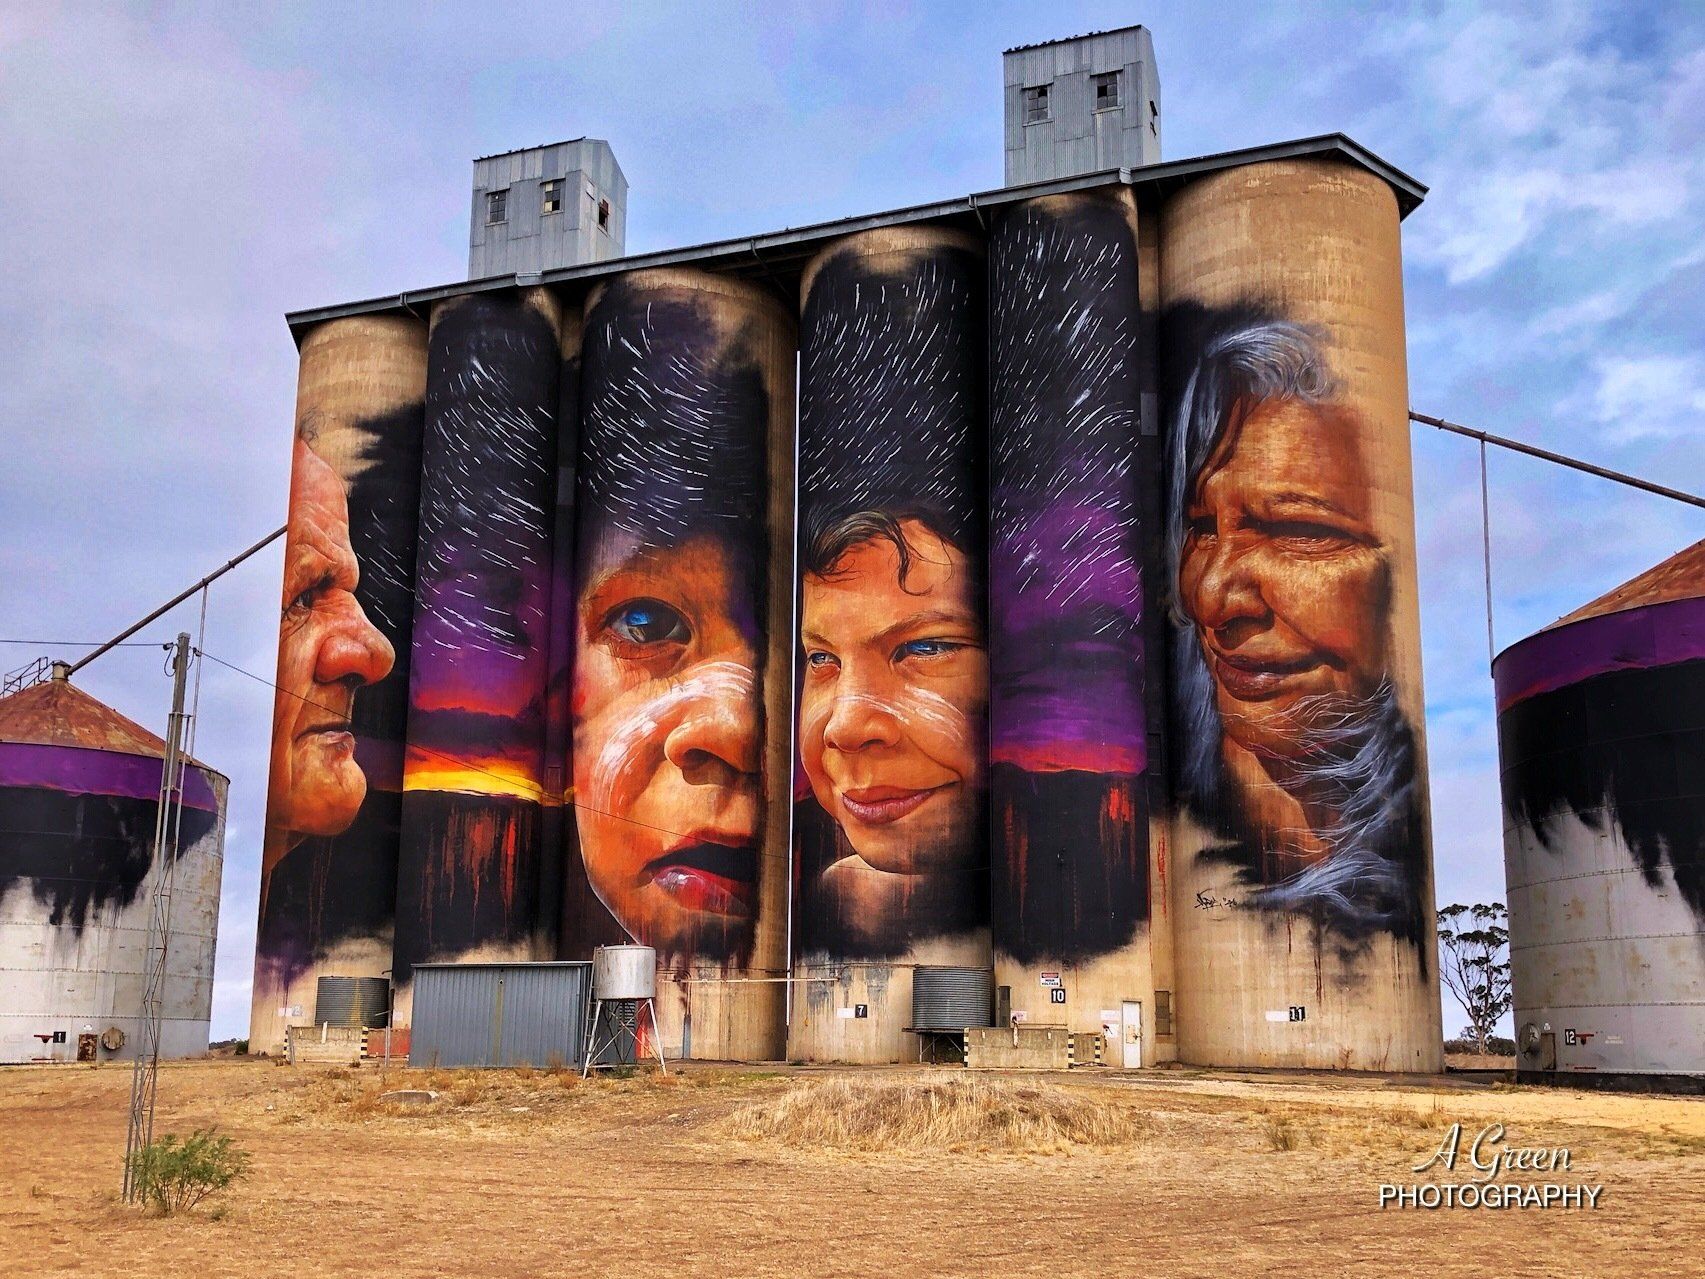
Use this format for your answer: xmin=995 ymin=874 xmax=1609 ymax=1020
xmin=1121 ymin=1000 xmax=1142 ymax=1069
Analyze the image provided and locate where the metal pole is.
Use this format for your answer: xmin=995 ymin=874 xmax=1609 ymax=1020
xmin=1409 ymin=411 xmax=1705 ymax=509
xmin=1479 ymin=440 xmax=1496 ymax=667
xmin=69 ymin=526 xmax=284 ymax=677
xmin=122 ymin=633 xmax=192 ymax=1201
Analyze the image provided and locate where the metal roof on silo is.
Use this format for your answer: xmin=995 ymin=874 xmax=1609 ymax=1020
xmin=1544 ymin=538 xmax=1705 ymax=632
xmin=0 ymin=677 xmax=223 ymax=776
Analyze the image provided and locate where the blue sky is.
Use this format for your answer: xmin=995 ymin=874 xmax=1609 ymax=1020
xmin=1 ymin=1 xmax=1700 ymax=1040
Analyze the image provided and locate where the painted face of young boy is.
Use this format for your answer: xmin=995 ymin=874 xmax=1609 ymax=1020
xmin=800 ymin=519 xmax=987 ymax=877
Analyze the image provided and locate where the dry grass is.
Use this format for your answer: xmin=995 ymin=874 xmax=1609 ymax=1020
xmin=717 ymin=1073 xmax=1156 ymax=1153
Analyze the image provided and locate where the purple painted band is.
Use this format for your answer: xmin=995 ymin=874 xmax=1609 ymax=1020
xmin=0 ymin=742 xmax=220 ymax=811
xmin=1492 ymin=596 xmax=1705 ymax=712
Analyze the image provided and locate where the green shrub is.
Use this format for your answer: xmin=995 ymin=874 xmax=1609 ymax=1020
xmin=127 ymin=1129 xmax=251 ymax=1216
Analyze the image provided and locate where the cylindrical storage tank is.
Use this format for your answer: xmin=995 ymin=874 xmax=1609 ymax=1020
xmin=313 ymin=975 xmax=390 ymax=1028
xmin=569 ymin=268 xmax=795 ymax=1061
xmin=0 ymin=674 xmax=227 ymax=1063
xmin=1160 ymin=159 xmax=1442 ymax=1070
xmin=789 ymin=226 xmax=992 ymax=1064
xmin=392 ymin=290 xmax=564 ymax=1024
xmin=987 ymin=190 xmax=1164 ymax=1061
xmin=592 ymin=945 xmax=658 ymax=1001
xmin=1495 ymin=540 xmax=1705 ymax=1090
xmin=911 ymin=966 xmax=994 ymax=1032
xmin=252 ymin=313 xmax=428 ymax=1056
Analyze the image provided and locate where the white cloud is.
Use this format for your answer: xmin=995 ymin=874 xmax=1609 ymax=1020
xmin=1589 ymin=353 xmax=1705 ymax=442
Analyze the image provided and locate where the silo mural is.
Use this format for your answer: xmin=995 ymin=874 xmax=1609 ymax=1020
xmin=542 ymin=303 xmax=621 ymax=959
xmin=252 ymin=314 xmax=427 ymax=1055
xmin=1496 ymin=541 xmax=1705 ymax=1086
xmin=392 ymin=291 xmax=562 ymax=1019
xmin=570 ymin=269 xmax=793 ymax=1059
xmin=987 ymin=191 xmax=1160 ymax=1052
xmin=254 ymin=143 xmax=1450 ymax=1070
xmin=0 ymin=676 xmax=226 ymax=1063
xmin=1160 ymin=160 xmax=1442 ymax=1070
xmin=790 ymin=227 xmax=991 ymax=1062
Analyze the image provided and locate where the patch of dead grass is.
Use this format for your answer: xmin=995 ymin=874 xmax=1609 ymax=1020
xmin=716 ymin=1073 xmax=1156 ymax=1153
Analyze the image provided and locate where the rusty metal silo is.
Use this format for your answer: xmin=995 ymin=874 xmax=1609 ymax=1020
xmin=1495 ymin=540 xmax=1705 ymax=1090
xmin=0 ymin=671 xmax=226 ymax=1063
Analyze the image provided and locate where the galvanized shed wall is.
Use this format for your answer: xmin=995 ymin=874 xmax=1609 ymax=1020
xmin=1003 ymin=27 xmax=1161 ymax=185
xmin=470 ymin=140 xmax=627 ymax=278
xmin=407 ymin=961 xmax=591 ymax=1069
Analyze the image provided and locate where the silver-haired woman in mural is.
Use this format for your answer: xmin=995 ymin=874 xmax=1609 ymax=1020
xmin=1165 ymin=306 xmax=1426 ymax=942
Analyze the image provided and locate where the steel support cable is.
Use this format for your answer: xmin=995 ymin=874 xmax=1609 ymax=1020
xmin=1409 ymin=410 xmax=1705 ymax=509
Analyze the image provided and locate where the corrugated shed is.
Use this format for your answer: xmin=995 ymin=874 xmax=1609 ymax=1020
xmin=1548 ymin=539 xmax=1705 ymax=631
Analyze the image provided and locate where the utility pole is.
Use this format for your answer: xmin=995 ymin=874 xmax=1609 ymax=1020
xmin=121 ymin=632 xmax=192 ymax=1201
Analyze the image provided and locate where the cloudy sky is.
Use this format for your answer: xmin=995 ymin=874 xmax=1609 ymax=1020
xmin=2 ymin=1 xmax=1700 ymax=1040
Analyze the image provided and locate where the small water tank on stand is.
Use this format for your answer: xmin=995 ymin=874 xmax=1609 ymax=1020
xmin=584 ymin=945 xmax=664 ymax=1075
xmin=592 ymin=944 xmax=657 ymax=1001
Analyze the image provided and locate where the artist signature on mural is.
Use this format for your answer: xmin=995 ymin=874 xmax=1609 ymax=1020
xmin=1194 ymin=890 xmax=1241 ymax=911
xmin=1379 ymin=1122 xmax=1603 ymax=1210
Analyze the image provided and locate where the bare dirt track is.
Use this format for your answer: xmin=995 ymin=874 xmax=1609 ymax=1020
xmin=1 ymin=1059 xmax=1700 ymax=1279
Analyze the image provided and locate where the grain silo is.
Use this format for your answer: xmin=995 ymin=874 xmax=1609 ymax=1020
xmin=1158 ymin=159 xmax=1443 ymax=1071
xmin=788 ymin=227 xmax=993 ymax=1063
xmin=0 ymin=669 xmax=226 ymax=1063
xmin=1495 ymin=539 xmax=1705 ymax=1091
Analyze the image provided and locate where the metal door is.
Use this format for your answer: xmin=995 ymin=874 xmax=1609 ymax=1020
xmin=1121 ymin=1000 xmax=1142 ymax=1069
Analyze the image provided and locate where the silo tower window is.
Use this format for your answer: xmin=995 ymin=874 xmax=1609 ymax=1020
xmin=1023 ymin=83 xmax=1051 ymax=124
xmin=1093 ymin=71 xmax=1121 ymax=111
xmin=597 ymin=197 xmax=611 ymax=231
xmin=486 ymin=188 xmax=508 ymax=225
xmin=541 ymin=179 xmax=563 ymax=214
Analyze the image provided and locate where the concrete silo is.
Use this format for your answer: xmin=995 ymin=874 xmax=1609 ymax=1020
xmin=1159 ymin=159 xmax=1443 ymax=1070
xmin=0 ymin=670 xmax=226 ymax=1063
xmin=1495 ymin=539 xmax=1705 ymax=1090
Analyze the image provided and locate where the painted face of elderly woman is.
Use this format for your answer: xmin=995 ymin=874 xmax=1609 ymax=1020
xmin=570 ymin=279 xmax=771 ymax=960
xmin=1179 ymin=392 xmax=1390 ymax=768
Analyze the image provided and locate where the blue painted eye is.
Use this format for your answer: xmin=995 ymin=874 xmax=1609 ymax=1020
xmin=606 ymin=599 xmax=689 ymax=646
xmin=806 ymin=650 xmax=838 ymax=669
xmin=897 ymin=639 xmax=955 ymax=660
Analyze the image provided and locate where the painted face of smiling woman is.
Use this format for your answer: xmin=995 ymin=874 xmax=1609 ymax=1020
xmin=800 ymin=515 xmax=988 ymax=880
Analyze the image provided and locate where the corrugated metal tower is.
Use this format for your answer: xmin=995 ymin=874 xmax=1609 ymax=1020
xmin=469 ymin=139 xmax=627 ymax=278
xmin=1003 ymin=26 xmax=1161 ymax=185
xmin=1495 ymin=539 xmax=1705 ymax=1090
xmin=0 ymin=670 xmax=226 ymax=1063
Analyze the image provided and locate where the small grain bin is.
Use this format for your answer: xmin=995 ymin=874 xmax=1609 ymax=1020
xmin=0 ymin=670 xmax=226 ymax=1063
xmin=1495 ymin=539 xmax=1705 ymax=1091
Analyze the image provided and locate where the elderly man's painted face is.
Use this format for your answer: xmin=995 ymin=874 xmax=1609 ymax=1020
xmin=1178 ymin=398 xmax=1389 ymax=762
xmin=800 ymin=521 xmax=987 ymax=876
xmin=572 ymin=532 xmax=762 ymax=956
xmin=268 ymin=439 xmax=396 ymax=839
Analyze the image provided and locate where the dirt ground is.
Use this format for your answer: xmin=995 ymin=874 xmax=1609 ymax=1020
xmin=1 ymin=1058 xmax=1700 ymax=1278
